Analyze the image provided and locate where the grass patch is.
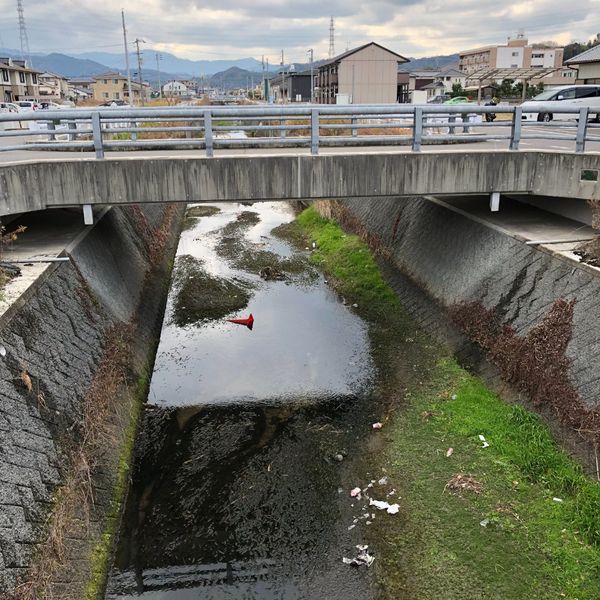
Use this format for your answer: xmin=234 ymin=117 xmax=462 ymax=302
xmin=294 ymin=205 xmax=600 ymax=599
xmin=85 ymin=365 xmax=149 ymax=600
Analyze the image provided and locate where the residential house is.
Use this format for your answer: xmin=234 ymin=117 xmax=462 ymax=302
xmin=162 ymin=80 xmax=189 ymax=97
xmin=459 ymin=35 xmax=569 ymax=87
xmin=38 ymin=72 xmax=69 ymax=100
xmin=407 ymin=65 xmax=467 ymax=100
xmin=0 ymin=57 xmax=41 ymax=101
xmin=269 ymin=70 xmax=312 ymax=102
xmin=565 ymin=45 xmax=600 ymax=84
xmin=93 ymin=72 xmax=146 ymax=102
xmin=315 ymin=42 xmax=409 ymax=104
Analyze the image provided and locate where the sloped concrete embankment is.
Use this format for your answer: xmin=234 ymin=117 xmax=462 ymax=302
xmin=314 ymin=198 xmax=600 ymax=464
xmin=0 ymin=203 xmax=184 ymax=597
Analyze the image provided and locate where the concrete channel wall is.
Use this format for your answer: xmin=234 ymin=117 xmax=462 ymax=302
xmin=0 ymin=204 xmax=184 ymax=597
xmin=314 ymin=197 xmax=600 ymax=431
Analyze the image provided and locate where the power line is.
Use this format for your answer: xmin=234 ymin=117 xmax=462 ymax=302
xmin=16 ymin=0 xmax=31 ymax=64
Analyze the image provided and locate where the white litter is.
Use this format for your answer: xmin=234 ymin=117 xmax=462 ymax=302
xmin=342 ymin=545 xmax=375 ymax=568
xmin=348 ymin=524 xmax=356 ymax=530
xmin=446 ymin=447 xmax=454 ymax=457
xmin=378 ymin=476 xmax=388 ymax=485
xmin=350 ymin=487 xmax=362 ymax=498
xmin=352 ymin=303 xmax=358 ymax=308
xmin=0 ymin=345 xmax=6 ymax=357
xmin=478 ymin=434 xmax=490 ymax=448
xmin=451 ymin=394 xmax=457 ymax=400
xmin=372 ymin=422 xmax=383 ymax=430
xmin=553 ymin=497 xmax=564 ymax=503
xmin=369 ymin=498 xmax=400 ymax=514
xmin=480 ymin=518 xmax=490 ymax=527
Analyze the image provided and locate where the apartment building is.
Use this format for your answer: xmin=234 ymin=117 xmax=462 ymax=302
xmin=162 ymin=80 xmax=190 ymax=97
xmin=316 ymin=42 xmax=409 ymax=104
xmin=459 ymin=36 xmax=568 ymax=86
xmin=269 ymin=70 xmax=312 ymax=102
xmin=0 ymin=57 xmax=41 ymax=101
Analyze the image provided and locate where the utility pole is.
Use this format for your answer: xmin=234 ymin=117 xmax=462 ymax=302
xmin=307 ymin=48 xmax=314 ymax=103
xmin=280 ymin=49 xmax=286 ymax=104
xmin=155 ymin=52 xmax=162 ymax=98
xmin=134 ymin=38 xmax=145 ymax=106
xmin=121 ymin=10 xmax=133 ymax=104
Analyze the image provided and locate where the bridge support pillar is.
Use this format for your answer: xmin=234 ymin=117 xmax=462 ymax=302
xmin=82 ymin=204 xmax=93 ymax=225
xmin=490 ymin=192 xmax=500 ymax=212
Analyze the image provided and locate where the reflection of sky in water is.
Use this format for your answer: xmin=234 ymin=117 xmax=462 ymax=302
xmin=150 ymin=202 xmax=374 ymax=407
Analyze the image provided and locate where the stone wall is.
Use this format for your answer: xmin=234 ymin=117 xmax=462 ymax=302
xmin=0 ymin=204 xmax=183 ymax=596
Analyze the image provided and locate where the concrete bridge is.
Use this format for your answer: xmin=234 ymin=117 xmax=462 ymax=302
xmin=0 ymin=150 xmax=599 ymax=219
xmin=0 ymin=105 xmax=599 ymax=220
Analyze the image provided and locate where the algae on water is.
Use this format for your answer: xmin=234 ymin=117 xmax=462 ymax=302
xmin=171 ymin=255 xmax=254 ymax=326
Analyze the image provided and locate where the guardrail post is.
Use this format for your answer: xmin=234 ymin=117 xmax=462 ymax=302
xmin=203 ymin=110 xmax=214 ymax=157
xmin=351 ymin=116 xmax=357 ymax=138
xmin=67 ymin=121 xmax=77 ymax=142
xmin=130 ymin=120 xmax=137 ymax=141
xmin=91 ymin=112 xmax=104 ymax=159
xmin=575 ymin=107 xmax=589 ymax=153
xmin=311 ymin=108 xmax=319 ymax=155
xmin=448 ymin=114 xmax=456 ymax=136
xmin=510 ymin=107 xmax=522 ymax=151
xmin=47 ymin=121 xmax=56 ymax=142
xmin=412 ymin=107 xmax=423 ymax=152
xmin=280 ymin=117 xmax=286 ymax=139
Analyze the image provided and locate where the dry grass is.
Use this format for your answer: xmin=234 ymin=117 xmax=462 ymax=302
xmin=10 ymin=324 xmax=133 ymax=600
xmin=450 ymin=299 xmax=600 ymax=445
xmin=445 ymin=473 xmax=483 ymax=495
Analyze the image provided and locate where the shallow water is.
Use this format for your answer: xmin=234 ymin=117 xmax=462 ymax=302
xmin=106 ymin=202 xmax=380 ymax=599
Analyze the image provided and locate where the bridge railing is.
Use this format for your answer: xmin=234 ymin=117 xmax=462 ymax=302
xmin=0 ymin=103 xmax=599 ymax=157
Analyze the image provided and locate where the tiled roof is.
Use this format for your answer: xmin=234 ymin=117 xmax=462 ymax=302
xmin=565 ymin=45 xmax=600 ymax=65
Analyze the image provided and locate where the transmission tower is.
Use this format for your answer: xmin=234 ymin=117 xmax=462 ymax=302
xmin=329 ymin=16 xmax=335 ymax=58
xmin=16 ymin=0 xmax=32 ymax=65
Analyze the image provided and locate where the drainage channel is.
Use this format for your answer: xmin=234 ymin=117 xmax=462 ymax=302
xmin=104 ymin=201 xmax=387 ymax=599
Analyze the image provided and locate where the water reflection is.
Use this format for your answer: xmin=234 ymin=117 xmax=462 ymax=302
xmin=106 ymin=202 xmax=378 ymax=599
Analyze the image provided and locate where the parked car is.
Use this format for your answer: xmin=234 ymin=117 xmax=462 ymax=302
xmin=443 ymin=96 xmax=471 ymax=104
xmin=15 ymin=100 xmax=41 ymax=111
xmin=521 ymin=85 xmax=600 ymax=122
xmin=99 ymin=99 xmax=130 ymax=107
xmin=0 ymin=102 xmax=19 ymax=113
xmin=427 ymin=94 xmax=451 ymax=104
xmin=39 ymin=101 xmax=74 ymax=110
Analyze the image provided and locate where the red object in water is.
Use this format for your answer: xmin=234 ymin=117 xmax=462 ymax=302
xmin=226 ymin=313 xmax=254 ymax=330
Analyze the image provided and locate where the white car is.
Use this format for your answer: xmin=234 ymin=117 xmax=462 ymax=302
xmin=15 ymin=100 xmax=41 ymax=111
xmin=521 ymin=85 xmax=600 ymax=122
xmin=0 ymin=102 xmax=19 ymax=113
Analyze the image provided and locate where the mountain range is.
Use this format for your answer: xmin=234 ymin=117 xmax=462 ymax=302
xmin=0 ymin=47 xmax=459 ymax=89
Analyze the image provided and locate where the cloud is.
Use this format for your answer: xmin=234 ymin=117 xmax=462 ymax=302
xmin=0 ymin=0 xmax=598 ymax=61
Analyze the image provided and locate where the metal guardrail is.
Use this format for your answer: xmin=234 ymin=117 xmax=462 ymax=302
xmin=0 ymin=103 xmax=599 ymax=158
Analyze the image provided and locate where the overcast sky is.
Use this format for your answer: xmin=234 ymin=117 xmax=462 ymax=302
xmin=0 ymin=0 xmax=599 ymax=62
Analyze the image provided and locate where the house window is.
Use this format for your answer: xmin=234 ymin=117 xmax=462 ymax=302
xmin=103 ymin=92 xmax=109 ymax=98
xmin=113 ymin=92 xmax=120 ymax=99
xmin=32 ymin=74 xmax=37 ymax=84
xmin=1 ymin=69 xmax=8 ymax=82
xmin=512 ymin=51 xmax=519 ymax=57
xmin=511 ymin=64 xmax=518 ymax=68
xmin=19 ymin=72 xmax=25 ymax=83
xmin=113 ymin=79 xmax=118 ymax=84
xmin=103 ymin=79 xmax=108 ymax=84
xmin=532 ymin=53 xmax=544 ymax=59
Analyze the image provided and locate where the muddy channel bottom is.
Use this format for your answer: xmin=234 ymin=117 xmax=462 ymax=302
xmin=105 ymin=202 xmax=385 ymax=599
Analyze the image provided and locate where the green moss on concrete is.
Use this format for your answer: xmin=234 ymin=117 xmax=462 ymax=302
xmin=295 ymin=205 xmax=600 ymax=599
xmin=84 ymin=366 xmax=149 ymax=600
